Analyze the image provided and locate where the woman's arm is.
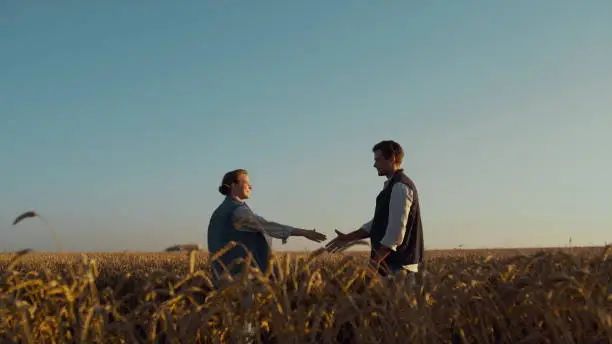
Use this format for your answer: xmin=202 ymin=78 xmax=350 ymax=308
xmin=231 ymin=204 xmax=326 ymax=243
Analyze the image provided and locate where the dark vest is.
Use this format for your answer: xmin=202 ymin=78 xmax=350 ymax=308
xmin=207 ymin=196 xmax=272 ymax=283
xmin=369 ymin=169 xmax=424 ymax=272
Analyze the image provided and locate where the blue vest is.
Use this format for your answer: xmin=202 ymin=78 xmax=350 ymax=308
xmin=207 ymin=196 xmax=272 ymax=282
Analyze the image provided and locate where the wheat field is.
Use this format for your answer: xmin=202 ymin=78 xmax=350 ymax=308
xmin=0 ymin=246 xmax=610 ymax=343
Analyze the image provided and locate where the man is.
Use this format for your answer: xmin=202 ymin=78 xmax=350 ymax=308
xmin=207 ymin=168 xmax=326 ymax=285
xmin=326 ymin=140 xmax=424 ymax=283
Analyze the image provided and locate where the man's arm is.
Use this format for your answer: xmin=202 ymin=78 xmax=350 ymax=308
xmin=372 ymin=183 xmax=413 ymax=263
xmin=345 ymin=219 xmax=373 ymax=240
xmin=325 ymin=219 xmax=372 ymax=252
xmin=231 ymin=204 xmax=296 ymax=244
xmin=335 ymin=219 xmax=373 ymax=241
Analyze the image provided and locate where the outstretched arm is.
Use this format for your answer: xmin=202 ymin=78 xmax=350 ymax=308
xmin=342 ymin=220 xmax=373 ymax=241
xmin=231 ymin=204 xmax=295 ymax=243
xmin=325 ymin=219 xmax=372 ymax=252
xmin=231 ymin=204 xmax=326 ymax=243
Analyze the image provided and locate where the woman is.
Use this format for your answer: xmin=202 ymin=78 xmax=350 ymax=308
xmin=207 ymin=168 xmax=326 ymax=284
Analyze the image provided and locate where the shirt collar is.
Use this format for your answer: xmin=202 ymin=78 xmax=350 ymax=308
xmin=383 ymin=169 xmax=404 ymax=187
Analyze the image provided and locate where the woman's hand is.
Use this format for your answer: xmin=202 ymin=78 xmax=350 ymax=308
xmin=295 ymin=228 xmax=327 ymax=243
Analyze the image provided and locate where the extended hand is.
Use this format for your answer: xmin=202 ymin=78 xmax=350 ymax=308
xmin=301 ymin=229 xmax=327 ymax=243
xmin=325 ymin=229 xmax=351 ymax=253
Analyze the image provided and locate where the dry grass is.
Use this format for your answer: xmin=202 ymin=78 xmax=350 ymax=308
xmin=0 ymin=246 xmax=610 ymax=343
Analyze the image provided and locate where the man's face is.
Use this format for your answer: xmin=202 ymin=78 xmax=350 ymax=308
xmin=373 ymin=150 xmax=394 ymax=176
xmin=232 ymin=173 xmax=252 ymax=200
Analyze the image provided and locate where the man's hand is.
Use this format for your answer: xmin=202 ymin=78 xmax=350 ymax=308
xmin=367 ymin=245 xmax=393 ymax=276
xmin=297 ymin=228 xmax=327 ymax=243
xmin=371 ymin=245 xmax=392 ymax=264
xmin=325 ymin=229 xmax=352 ymax=253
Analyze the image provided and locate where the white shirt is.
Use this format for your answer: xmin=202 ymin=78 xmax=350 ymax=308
xmin=360 ymin=179 xmax=418 ymax=272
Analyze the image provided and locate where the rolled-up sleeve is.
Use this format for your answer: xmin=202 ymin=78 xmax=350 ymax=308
xmin=379 ymin=183 xmax=413 ymax=251
xmin=360 ymin=219 xmax=373 ymax=233
xmin=231 ymin=204 xmax=295 ymax=244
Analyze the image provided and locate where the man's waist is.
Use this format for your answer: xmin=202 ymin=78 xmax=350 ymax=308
xmin=374 ymin=254 xmax=420 ymax=272
xmin=393 ymin=263 xmax=419 ymax=272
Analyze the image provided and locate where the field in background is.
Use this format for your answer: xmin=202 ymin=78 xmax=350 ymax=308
xmin=289 ymin=246 xmax=602 ymax=257
xmin=0 ymin=245 xmax=610 ymax=343
xmin=0 ymin=246 xmax=601 ymax=277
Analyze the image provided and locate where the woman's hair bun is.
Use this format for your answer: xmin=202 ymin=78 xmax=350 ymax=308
xmin=218 ymin=169 xmax=248 ymax=196
xmin=218 ymin=184 xmax=230 ymax=195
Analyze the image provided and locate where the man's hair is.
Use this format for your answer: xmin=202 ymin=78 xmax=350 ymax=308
xmin=372 ymin=140 xmax=404 ymax=165
xmin=218 ymin=169 xmax=248 ymax=195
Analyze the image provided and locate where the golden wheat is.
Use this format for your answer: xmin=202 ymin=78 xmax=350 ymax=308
xmin=0 ymin=246 xmax=610 ymax=343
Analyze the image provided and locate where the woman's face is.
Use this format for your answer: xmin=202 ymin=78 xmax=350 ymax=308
xmin=232 ymin=173 xmax=252 ymax=200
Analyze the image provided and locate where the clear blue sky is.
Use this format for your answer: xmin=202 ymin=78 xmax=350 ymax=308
xmin=1 ymin=1 xmax=610 ymax=252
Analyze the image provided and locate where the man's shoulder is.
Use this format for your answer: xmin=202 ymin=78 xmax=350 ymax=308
xmin=391 ymin=182 xmax=414 ymax=198
xmin=395 ymin=172 xmax=417 ymax=191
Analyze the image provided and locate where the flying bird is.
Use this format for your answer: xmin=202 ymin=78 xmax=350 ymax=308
xmin=12 ymin=210 xmax=38 ymax=225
